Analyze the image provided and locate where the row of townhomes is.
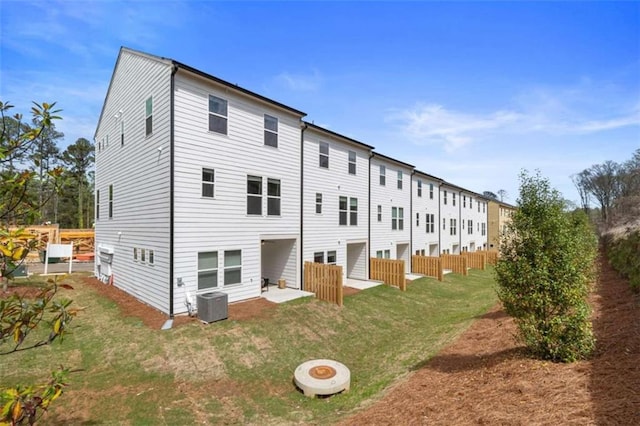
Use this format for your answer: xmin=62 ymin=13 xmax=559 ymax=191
xmin=94 ymin=47 xmax=504 ymax=317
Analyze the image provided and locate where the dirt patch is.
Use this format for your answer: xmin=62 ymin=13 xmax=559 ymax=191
xmin=81 ymin=277 xmax=278 ymax=329
xmin=341 ymin=255 xmax=640 ymax=425
xmin=343 ymin=286 xmax=360 ymax=297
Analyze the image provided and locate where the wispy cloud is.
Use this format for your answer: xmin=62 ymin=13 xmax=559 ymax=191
xmin=273 ymin=69 xmax=323 ymax=92
xmin=388 ymin=82 xmax=640 ymax=152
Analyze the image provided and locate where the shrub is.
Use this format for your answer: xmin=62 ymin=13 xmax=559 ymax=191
xmin=495 ymin=171 xmax=597 ymax=362
xmin=606 ymin=230 xmax=640 ymax=292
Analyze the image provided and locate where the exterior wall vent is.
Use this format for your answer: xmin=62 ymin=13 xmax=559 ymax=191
xmin=196 ymin=292 xmax=228 ymax=323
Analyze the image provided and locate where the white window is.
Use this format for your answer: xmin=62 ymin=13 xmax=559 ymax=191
xmin=202 ymin=168 xmax=215 ymax=198
xmin=314 ymin=252 xmax=324 ymax=263
xmin=397 ymin=170 xmax=403 ymax=189
xmin=376 ymin=250 xmax=383 ymax=258
xmin=327 ymin=251 xmax=337 ymax=264
xmin=141 ymin=248 xmax=146 ymax=263
xmin=482 ymin=222 xmax=486 ymax=236
xmin=133 ymin=247 xmax=137 ymax=261
xmin=450 ymin=219 xmax=457 ymax=236
xmin=463 ymin=195 xmax=466 ymax=208
xmin=426 ymin=214 xmax=435 ymax=233
xmin=392 ymin=207 xmax=398 ymax=230
xmin=379 ymin=165 xmax=386 ymax=186
xmin=470 ymin=197 xmax=473 ymax=209
xmin=416 ymin=212 xmax=419 ymax=227
xmin=377 ymin=205 xmax=382 ymax=222
xmin=198 ymin=251 xmax=218 ymax=290
xmin=417 ymin=180 xmax=422 ymax=197
xmin=145 ymin=97 xmax=152 ymax=136
xmin=483 ymin=203 xmax=486 ymax=213
xmin=468 ymin=219 xmax=473 ymax=235
xmin=247 ymin=175 xmax=262 ymax=215
xmin=399 ymin=207 xmax=404 ymax=230
xmin=443 ymin=190 xmax=447 ymax=205
xmin=264 ymin=114 xmax=278 ymax=147
xmin=339 ymin=196 xmax=348 ymax=225
xmin=108 ymin=185 xmax=113 ymax=218
xmin=429 ymin=183 xmax=434 ymax=199
xmin=96 ymin=190 xmax=100 ymax=220
xmin=478 ymin=200 xmax=481 ymax=212
xmin=453 ymin=193 xmax=456 ymax=206
xmin=316 ymin=193 xmax=322 ymax=214
xmin=319 ymin=142 xmax=329 ymax=168
xmin=443 ymin=218 xmax=446 ymax=230
xmin=120 ymin=121 xmax=124 ymax=147
xmin=350 ymin=197 xmax=358 ymax=226
xmin=209 ymin=95 xmax=228 ymax=134
xmin=348 ymin=150 xmax=356 ymax=175
xmin=148 ymin=250 xmax=154 ymax=265
xmin=267 ymin=178 xmax=281 ymax=216
xmin=224 ymin=250 xmax=242 ymax=286
xmin=384 ymin=250 xmax=391 ymax=259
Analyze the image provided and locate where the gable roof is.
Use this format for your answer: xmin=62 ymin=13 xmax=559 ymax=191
xmin=372 ymin=151 xmax=414 ymax=169
xmin=304 ymin=122 xmax=375 ymax=150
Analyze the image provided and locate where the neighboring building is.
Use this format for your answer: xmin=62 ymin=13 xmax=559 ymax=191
xmin=487 ymin=200 xmax=517 ymax=251
xmin=95 ymin=47 xmax=306 ymax=316
xmin=412 ymin=171 xmax=442 ymax=257
xmin=369 ymin=153 xmax=413 ymax=272
xmin=302 ymin=123 xmax=373 ymax=282
xmin=95 ymin=47 xmax=504 ymax=317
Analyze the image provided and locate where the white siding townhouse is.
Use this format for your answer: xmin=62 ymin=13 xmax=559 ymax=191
xmin=95 ymin=47 xmax=497 ymax=317
xmin=302 ymin=123 xmax=373 ymax=281
xmin=95 ymin=47 xmax=306 ymax=316
xmin=411 ymin=171 xmax=442 ymax=257
xmin=369 ymin=153 xmax=413 ymax=273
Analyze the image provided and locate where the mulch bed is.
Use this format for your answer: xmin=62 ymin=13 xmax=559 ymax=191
xmin=341 ymin=256 xmax=640 ymax=425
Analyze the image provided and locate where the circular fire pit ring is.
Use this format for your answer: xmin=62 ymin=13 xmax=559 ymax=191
xmin=294 ymin=359 xmax=350 ymax=398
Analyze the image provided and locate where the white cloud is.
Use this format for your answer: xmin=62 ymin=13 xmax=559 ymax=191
xmin=274 ymin=70 xmax=323 ymax=92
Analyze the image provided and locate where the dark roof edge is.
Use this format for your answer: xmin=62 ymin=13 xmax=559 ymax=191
xmin=414 ymin=169 xmax=445 ymax=182
xmin=304 ymin=122 xmax=375 ymax=150
xmin=372 ymin=151 xmax=415 ymax=169
xmin=441 ymin=180 xmax=491 ymax=200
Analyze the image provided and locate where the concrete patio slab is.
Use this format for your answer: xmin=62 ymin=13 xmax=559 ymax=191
xmin=345 ymin=278 xmax=384 ymax=290
xmin=261 ymin=286 xmax=314 ymax=303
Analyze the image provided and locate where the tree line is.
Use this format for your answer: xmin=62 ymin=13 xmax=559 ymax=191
xmin=572 ymin=149 xmax=640 ymax=226
xmin=1 ymin=101 xmax=95 ymax=228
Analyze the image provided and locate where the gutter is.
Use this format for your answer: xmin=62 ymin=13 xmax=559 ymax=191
xmin=169 ymin=64 xmax=178 ymax=319
xmin=410 ymin=170 xmax=415 ymax=259
xmin=458 ymin=190 xmax=462 ymax=252
xmin=438 ymin=183 xmax=443 ymax=254
xmin=300 ymin=122 xmax=307 ymax=290
xmin=368 ymin=152 xmax=373 ymax=278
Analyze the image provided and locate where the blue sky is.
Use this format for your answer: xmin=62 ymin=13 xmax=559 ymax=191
xmin=1 ymin=1 xmax=638 ymax=205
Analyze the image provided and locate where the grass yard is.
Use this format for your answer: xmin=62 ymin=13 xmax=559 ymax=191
xmin=1 ymin=268 xmax=497 ymax=424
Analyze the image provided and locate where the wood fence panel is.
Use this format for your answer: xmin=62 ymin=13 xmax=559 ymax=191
xmin=460 ymin=252 xmax=486 ymax=270
xmin=304 ymin=261 xmax=343 ymax=306
xmin=476 ymin=250 xmax=499 ymax=265
xmin=370 ymin=258 xmax=406 ymax=291
xmin=441 ymin=254 xmax=468 ymax=276
xmin=411 ymin=255 xmax=443 ymax=281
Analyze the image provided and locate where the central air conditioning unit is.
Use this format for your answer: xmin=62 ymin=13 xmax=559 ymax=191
xmin=197 ymin=292 xmax=228 ymax=323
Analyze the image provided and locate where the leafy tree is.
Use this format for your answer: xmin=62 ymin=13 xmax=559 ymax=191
xmin=497 ymin=189 xmax=508 ymax=202
xmin=495 ymin=171 xmax=597 ymax=362
xmin=60 ymin=138 xmax=94 ymax=228
xmin=483 ymin=191 xmax=498 ymax=200
xmin=28 ymin=121 xmax=63 ymax=223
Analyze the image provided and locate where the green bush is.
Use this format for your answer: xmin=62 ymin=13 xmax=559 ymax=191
xmin=495 ymin=171 xmax=597 ymax=362
xmin=606 ymin=231 xmax=640 ymax=292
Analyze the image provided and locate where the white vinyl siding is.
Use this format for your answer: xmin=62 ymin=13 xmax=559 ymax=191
xmin=411 ymin=174 xmax=439 ymax=255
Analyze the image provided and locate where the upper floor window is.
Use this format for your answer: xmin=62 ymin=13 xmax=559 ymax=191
xmin=202 ymin=168 xmax=215 ymax=198
xmin=478 ymin=200 xmax=481 ymax=212
xmin=391 ymin=207 xmax=404 ymax=230
xmin=108 ymin=185 xmax=113 ymax=218
xmin=429 ymin=183 xmax=434 ymax=199
xmin=339 ymin=196 xmax=348 ymax=225
xmin=397 ymin=171 xmax=403 ymax=189
xmin=209 ymin=95 xmax=228 ymax=135
xmin=443 ymin=190 xmax=448 ymax=205
xmin=145 ymin=97 xmax=152 ymax=136
xmin=377 ymin=205 xmax=382 ymax=222
xmin=264 ymin=114 xmax=278 ymax=147
xmin=348 ymin=150 xmax=356 ymax=175
xmin=267 ymin=178 xmax=281 ymax=216
xmin=463 ymin=195 xmax=466 ymax=208
xmin=247 ymin=175 xmax=262 ymax=215
xmin=442 ymin=218 xmax=446 ymax=230
xmin=349 ymin=197 xmax=358 ymax=226
xmin=426 ymin=213 xmax=435 ymax=233
xmin=470 ymin=197 xmax=473 ymax=209
xmin=450 ymin=218 xmax=457 ymax=236
xmin=316 ymin=193 xmax=322 ymax=214
xmin=379 ymin=165 xmax=386 ymax=186
xmin=96 ymin=190 xmax=100 ymax=220
xmin=468 ymin=219 xmax=473 ymax=234
xmin=319 ymin=142 xmax=329 ymax=168
xmin=483 ymin=202 xmax=486 ymax=213
xmin=452 ymin=193 xmax=456 ymax=206
xmin=417 ymin=180 xmax=422 ymax=197
xmin=120 ymin=121 xmax=125 ymax=147
xmin=416 ymin=212 xmax=419 ymax=227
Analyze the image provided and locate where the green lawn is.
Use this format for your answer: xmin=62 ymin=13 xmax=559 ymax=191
xmin=2 ymin=268 xmax=498 ymax=424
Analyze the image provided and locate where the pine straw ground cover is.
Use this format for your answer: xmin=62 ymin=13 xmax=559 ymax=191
xmin=342 ymin=255 xmax=640 ymax=425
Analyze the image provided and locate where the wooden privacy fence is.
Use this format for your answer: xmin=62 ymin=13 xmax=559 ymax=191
xmin=370 ymin=258 xmax=406 ymax=291
xmin=412 ymin=255 xmax=443 ymax=281
xmin=476 ymin=250 xmax=499 ymax=265
xmin=304 ymin=261 xmax=343 ymax=306
xmin=441 ymin=254 xmax=468 ymax=276
xmin=461 ymin=252 xmax=486 ymax=270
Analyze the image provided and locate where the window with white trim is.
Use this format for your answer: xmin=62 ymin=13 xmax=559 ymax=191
xmin=202 ymin=168 xmax=215 ymax=198
xmin=452 ymin=193 xmax=456 ymax=206
xmin=314 ymin=252 xmax=324 ymax=263
xmin=148 ymin=250 xmax=154 ymax=265
xmin=379 ymin=165 xmax=386 ymax=186
xmin=145 ymin=97 xmax=152 ymax=136
xmin=140 ymin=248 xmax=146 ymax=263
xmin=224 ymin=250 xmax=242 ymax=286
xmin=442 ymin=218 xmax=446 ymax=230
xmin=426 ymin=213 xmax=435 ymax=233
xmin=327 ymin=251 xmax=337 ymax=265
xmin=264 ymin=114 xmax=278 ymax=147
xmin=350 ymin=197 xmax=358 ymax=226
xmin=339 ymin=196 xmax=348 ymax=225
xmin=267 ymin=178 xmax=281 ymax=216
xmin=120 ymin=121 xmax=124 ymax=147
xmin=482 ymin=222 xmax=486 ymax=236
xmin=463 ymin=195 xmax=466 ymax=208
xmin=319 ymin=142 xmax=329 ymax=168
xmin=376 ymin=250 xmax=383 ymax=258
xmin=450 ymin=219 xmax=457 ymax=236
xmin=133 ymin=247 xmax=138 ymax=261
xmin=416 ymin=212 xmax=419 ymax=227
xmin=108 ymin=185 xmax=113 ymax=218
xmin=198 ymin=251 xmax=218 ymax=290
xmin=392 ymin=207 xmax=404 ymax=230
xmin=384 ymin=249 xmax=391 ymax=259
xmin=468 ymin=219 xmax=473 ymax=234
xmin=397 ymin=170 xmax=403 ymax=189
xmin=96 ymin=190 xmax=100 ymax=220
xmin=247 ymin=175 xmax=262 ymax=215
xmin=429 ymin=183 xmax=434 ymax=199
xmin=348 ymin=150 xmax=356 ymax=175
xmin=377 ymin=205 xmax=382 ymax=222
xmin=417 ymin=180 xmax=422 ymax=197
xmin=470 ymin=197 xmax=473 ymax=209
xmin=209 ymin=95 xmax=228 ymax=134
xmin=478 ymin=200 xmax=481 ymax=212
xmin=443 ymin=190 xmax=447 ymax=205
xmin=316 ymin=193 xmax=322 ymax=214
xmin=483 ymin=202 xmax=486 ymax=213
